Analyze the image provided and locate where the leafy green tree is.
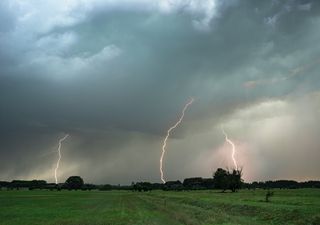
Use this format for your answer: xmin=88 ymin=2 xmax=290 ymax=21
xmin=228 ymin=169 xmax=242 ymax=192
xmin=213 ymin=168 xmax=229 ymax=191
xmin=213 ymin=168 xmax=243 ymax=192
xmin=65 ymin=176 xmax=84 ymax=190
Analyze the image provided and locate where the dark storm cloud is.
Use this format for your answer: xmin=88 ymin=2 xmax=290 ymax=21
xmin=1 ymin=0 xmax=320 ymax=183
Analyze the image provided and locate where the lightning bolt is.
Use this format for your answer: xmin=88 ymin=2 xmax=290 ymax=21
xmin=221 ymin=127 xmax=238 ymax=170
xmin=160 ymin=98 xmax=194 ymax=183
xmin=54 ymin=134 xmax=69 ymax=184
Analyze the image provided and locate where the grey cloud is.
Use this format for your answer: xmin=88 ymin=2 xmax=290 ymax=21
xmin=0 ymin=0 xmax=320 ymax=183
xmin=0 ymin=5 xmax=14 ymax=33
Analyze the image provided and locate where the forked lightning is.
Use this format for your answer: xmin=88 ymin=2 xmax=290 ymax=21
xmin=54 ymin=134 xmax=69 ymax=184
xmin=221 ymin=127 xmax=238 ymax=170
xmin=160 ymin=98 xmax=194 ymax=183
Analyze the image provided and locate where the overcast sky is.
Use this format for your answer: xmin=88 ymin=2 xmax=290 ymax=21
xmin=1 ymin=0 xmax=320 ymax=184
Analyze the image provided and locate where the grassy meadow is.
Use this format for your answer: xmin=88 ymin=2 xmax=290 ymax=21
xmin=0 ymin=189 xmax=320 ymax=225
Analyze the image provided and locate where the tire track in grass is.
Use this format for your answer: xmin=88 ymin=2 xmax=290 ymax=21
xmin=137 ymin=193 xmax=203 ymax=225
xmin=120 ymin=192 xmax=182 ymax=225
xmin=138 ymin=192 xmax=319 ymax=225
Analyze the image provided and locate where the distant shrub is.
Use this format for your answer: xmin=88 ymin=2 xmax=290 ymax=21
xmin=265 ymin=190 xmax=274 ymax=202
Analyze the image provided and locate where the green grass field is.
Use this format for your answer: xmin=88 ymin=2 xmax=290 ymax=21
xmin=1 ymin=189 xmax=320 ymax=225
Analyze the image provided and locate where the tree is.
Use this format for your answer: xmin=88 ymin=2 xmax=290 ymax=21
xmin=228 ymin=169 xmax=242 ymax=192
xmin=99 ymin=184 xmax=112 ymax=191
xmin=183 ymin=177 xmax=205 ymax=190
xmin=163 ymin=180 xmax=183 ymax=191
xmin=213 ymin=168 xmax=243 ymax=192
xmin=213 ymin=168 xmax=229 ymax=191
xmin=65 ymin=176 xmax=84 ymax=190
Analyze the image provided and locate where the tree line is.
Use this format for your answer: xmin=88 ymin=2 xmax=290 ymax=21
xmin=244 ymin=180 xmax=320 ymax=189
xmin=0 ymin=176 xmax=88 ymax=191
xmin=1 ymin=168 xmax=320 ymax=192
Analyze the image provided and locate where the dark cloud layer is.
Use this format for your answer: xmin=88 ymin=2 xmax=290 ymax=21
xmin=1 ymin=0 xmax=320 ymax=184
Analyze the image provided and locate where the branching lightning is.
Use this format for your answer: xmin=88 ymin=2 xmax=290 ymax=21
xmin=160 ymin=98 xmax=194 ymax=183
xmin=54 ymin=134 xmax=69 ymax=184
xmin=221 ymin=127 xmax=238 ymax=170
